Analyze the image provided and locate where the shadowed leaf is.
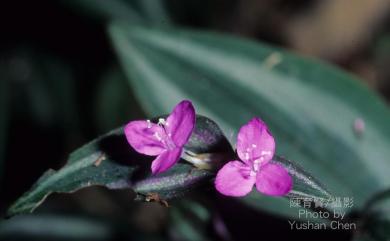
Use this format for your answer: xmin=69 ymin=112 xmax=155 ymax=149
xmin=7 ymin=116 xmax=227 ymax=216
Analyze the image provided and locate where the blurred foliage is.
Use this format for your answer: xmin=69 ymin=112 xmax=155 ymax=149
xmin=0 ymin=214 xmax=113 ymax=241
xmin=0 ymin=48 xmax=79 ymax=136
xmin=63 ymin=0 xmax=143 ymax=23
xmin=0 ymin=71 xmax=8 ymax=183
xmin=356 ymin=190 xmax=390 ymax=241
xmin=95 ymin=67 xmax=144 ymax=132
xmin=170 ymin=207 xmax=210 ymax=241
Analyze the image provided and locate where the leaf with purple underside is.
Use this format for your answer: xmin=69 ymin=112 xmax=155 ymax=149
xmin=7 ymin=115 xmax=229 ymax=217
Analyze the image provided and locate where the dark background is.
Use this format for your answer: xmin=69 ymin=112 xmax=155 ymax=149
xmin=0 ymin=0 xmax=389 ymax=240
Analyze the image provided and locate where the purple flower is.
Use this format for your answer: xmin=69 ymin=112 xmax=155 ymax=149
xmin=125 ymin=100 xmax=195 ymax=174
xmin=215 ymin=118 xmax=292 ymax=197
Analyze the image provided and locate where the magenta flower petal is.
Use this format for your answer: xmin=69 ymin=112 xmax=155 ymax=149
xmin=236 ymin=118 xmax=275 ymax=165
xmin=215 ymin=161 xmax=256 ymax=197
xmin=255 ymin=163 xmax=292 ymax=196
xmin=166 ymin=100 xmax=196 ymax=147
xmin=125 ymin=120 xmax=165 ymax=156
xmin=151 ymin=147 xmax=182 ymax=174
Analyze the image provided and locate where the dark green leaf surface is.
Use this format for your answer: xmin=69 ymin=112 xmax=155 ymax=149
xmin=109 ymin=23 xmax=390 ymax=217
xmin=7 ymin=116 xmax=223 ymax=216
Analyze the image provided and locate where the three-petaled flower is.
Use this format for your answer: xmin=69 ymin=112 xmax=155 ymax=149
xmin=215 ymin=118 xmax=292 ymax=196
xmin=125 ymin=100 xmax=195 ymax=174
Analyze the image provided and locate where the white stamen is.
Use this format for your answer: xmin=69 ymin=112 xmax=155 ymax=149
xmin=252 ymin=144 xmax=257 ymax=148
xmin=250 ymin=170 xmax=256 ymax=177
xmin=146 ymin=120 xmax=152 ymax=128
xmin=245 ymin=152 xmax=250 ymax=160
xmin=252 ymin=157 xmax=264 ymax=164
xmin=158 ymin=118 xmax=166 ymax=126
xmin=154 ymin=132 xmax=162 ymax=141
xmin=261 ymin=151 xmax=271 ymax=156
xmin=253 ymin=159 xmax=260 ymax=172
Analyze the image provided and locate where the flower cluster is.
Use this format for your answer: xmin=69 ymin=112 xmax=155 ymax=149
xmin=125 ymin=100 xmax=292 ymax=197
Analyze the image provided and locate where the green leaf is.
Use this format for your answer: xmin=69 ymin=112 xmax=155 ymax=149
xmin=7 ymin=116 xmax=225 ymax=217
xmin=8 ymin=107 xmax=330 ymax=218
xmin=109 ymin=23 xmax=390 ymax=217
